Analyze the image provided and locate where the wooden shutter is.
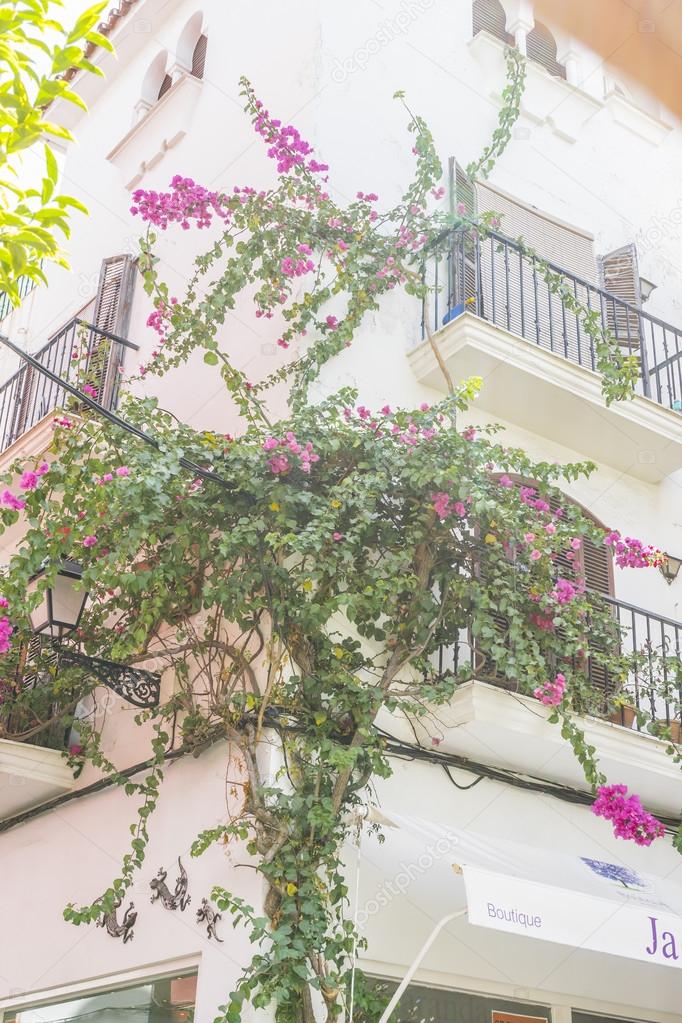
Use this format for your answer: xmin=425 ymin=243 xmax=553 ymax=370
xmin=472 ymin=0 xmax=514 ymax=43
xmin=598 ymin=244 xmax=642 ymax=352
xmin=191 ymin=33 xmax=207 ymax=79
xmin=158 ymin=73 xmax=172 ymax=99
xmin=476 ymin=182 xmax=597 ymax=282
xmin=87 ymin=255 xmax=137 ymax=409
xmin=527 ymin=22 xmax=566 ymax=79
xmin=447 ymin=159 xmax=479 ymax=313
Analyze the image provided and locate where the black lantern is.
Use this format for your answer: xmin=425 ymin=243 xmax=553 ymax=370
xmin=26 ymin=559 xmax=88 ymax=639
xmin=26 ymin=558 xmax=160 ymax=708
xmin=660 ymin=553 xmax=682 ymax=585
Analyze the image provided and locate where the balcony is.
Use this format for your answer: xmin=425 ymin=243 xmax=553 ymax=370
xmin=409 ymin=229 xmax=682 ymax=481
xmin=0 ymin=318 xmax=137 ymax=458
xmin=0 ymin=669 xmax=76 ymax=819
xmin=408 ymin=594 xmax=682 ymax=813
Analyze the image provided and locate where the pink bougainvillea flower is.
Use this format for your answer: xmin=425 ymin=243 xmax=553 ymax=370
xmin=325 ymin=315 xmax=338 ymax=330
xmin=332 ymin=532 xmax=343 ymax=541
xmin=116 ymin=466 xmax=130 ymax=477
xmin=19 ymin=471 xmax=38 ymax=491
xmin=498 ymin=474 xmax=514 ymax=488
xmin=82 ymin=535 xmax=98 ymax=548
xmin=1 ymin=490 xmax=25 ymax=511
xmin=592 ymin=784 xmax=665 ymax=846
xmin=533 ymin=672 xmax=566 ymax=706
xmin=530 ymin=549 xmax=542 ymax=561
xmin=0 ymin=616 xmax=13 ymax=654
xmin=82 ymin=384 xmax=99 ymax=399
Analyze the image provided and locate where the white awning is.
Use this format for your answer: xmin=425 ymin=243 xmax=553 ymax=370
xmin=362 ymin=810 xmax=682 ymax=971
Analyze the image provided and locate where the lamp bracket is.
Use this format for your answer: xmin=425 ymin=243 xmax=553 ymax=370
xmin=54 ymin=647 xmax=161 ymax=708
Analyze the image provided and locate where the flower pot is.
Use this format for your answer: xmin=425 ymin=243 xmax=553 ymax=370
xmin=442 ymin=302 xmax=466 ymax=326
xmin=608 ymin=704 xmax=636 ymax=728
xmin=654 ymin=718 xmax=682 ymax=743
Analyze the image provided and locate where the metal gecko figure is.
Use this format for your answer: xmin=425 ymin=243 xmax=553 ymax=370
xmin=196 ymin=897 xmax=223 ymax=942
xmin=150 ymin=856 xmax=191 ymax=911
xmin=97 ymin=895 xmax=137 ymax=942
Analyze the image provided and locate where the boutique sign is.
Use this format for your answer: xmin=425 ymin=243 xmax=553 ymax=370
xmin=462 ymin=864 xmax=681 ymax=969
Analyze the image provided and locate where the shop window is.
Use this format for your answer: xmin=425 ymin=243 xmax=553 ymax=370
xmin=360 ymin=979 xmax=551 ymax=1023
xmin=3 ymin=972 xmax=197 ymax=1022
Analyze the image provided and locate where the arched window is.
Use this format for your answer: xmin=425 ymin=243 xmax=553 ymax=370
xmin=176 ymin=12 xmax=207 ymax=79
xmin=472 ymin=0 xmax=513 ymax=44
xmin=527 ymin=21 xmax=566 ymax=79
xmin=157 ymin=73 xmax=173 ymax=99
xmin=140 ymin=50 xmax=170 ymax=108
xmin=191 ymin=33 xmax=208 ymax=79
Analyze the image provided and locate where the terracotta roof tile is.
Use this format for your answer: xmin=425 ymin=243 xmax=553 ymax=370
xmin=62 ymin=0 xmax=142 ymax=82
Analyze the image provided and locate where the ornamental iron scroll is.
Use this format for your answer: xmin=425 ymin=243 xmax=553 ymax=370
xmin=55 ymin=647 xmax=161 ymax=708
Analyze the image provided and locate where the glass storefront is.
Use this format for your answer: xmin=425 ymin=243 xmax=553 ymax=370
xmin=2 ymin=973 xmax=197 ymax=1022
xmin=362 ymin=979 xmax=551 ymax=1023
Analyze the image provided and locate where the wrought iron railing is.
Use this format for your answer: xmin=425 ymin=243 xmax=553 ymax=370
xmin=435 ymin=593 xmax=682 ymax=735
xmin=0 ymin=274 xmax=38 ymax=323
xmin=422 ymin=228 xmax=682 ymax=411
xmin=0 ymin=318 xmax=138 ymax=454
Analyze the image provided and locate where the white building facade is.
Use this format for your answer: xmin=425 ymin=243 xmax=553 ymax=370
xmin=0 ymin=1 xmax=681 ymax=1020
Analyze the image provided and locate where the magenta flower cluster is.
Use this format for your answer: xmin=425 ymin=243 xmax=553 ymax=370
xmin=131 ymin=175 xmax=230 ymax=230
xmin=253 ymin=101 xmax=328 ymax=175
xmin=262 ymin=433 xmax=320 ymax=475
xmin=533 ymin=672 xmax=567 ymax=706
xmin=431 ymin=492 xmax=467 ymax=521
xmin=605 ymin=530 xmax=665 ymax=569
xmin=0 ymin=596 xmax=12 ymax=655
xmin=592 ymin=784 xmax=665 ymax=846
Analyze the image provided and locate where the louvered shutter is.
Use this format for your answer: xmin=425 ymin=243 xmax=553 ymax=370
xmin=476 ymin=183 xmax=597 ymax=281
xmin=158 ymin=73 xmax=172 ymax=99
xmin=474 ymin=183 xmax=598 ymax=363
xmin=598 ymin=244 xmax=642 ymax=354
xmin=86 ymin=255 xmax=136 ymax=409
xmin=472 ymin=0 xmax=513 ymax=43
xmin=546 ymin=493 xmax=612 ymax=594
xmin=527 ymin=22 xmax=566 ymax=79
xmin=191 ymin=33 xmax=207 ymax=79
xmin=446 ymin=159 xmax=479 ymax=316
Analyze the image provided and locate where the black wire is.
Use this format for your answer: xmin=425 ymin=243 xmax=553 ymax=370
xmin=441 ymin=763 xmax=485 ymax=790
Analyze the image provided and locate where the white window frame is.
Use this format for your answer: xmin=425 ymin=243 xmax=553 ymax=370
xmin=0 ymin=954 xmax=200 ymax=1020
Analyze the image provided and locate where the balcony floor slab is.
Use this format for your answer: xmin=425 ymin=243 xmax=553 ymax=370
xmin=0 ymin=738 xmax=76 ymax=821
xmin=408 ymin=313 xmax=682 ymax=482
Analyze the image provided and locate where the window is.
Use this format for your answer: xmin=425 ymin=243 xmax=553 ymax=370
xmin=472 ymin=0 xmax=514 ymax=44
xmin=527 ymin=21 xmax=566 ymax=79
xmin=158 ymin=72 xmax=173 ymax=99
xmin=3 ymin=973 xmax=197 ymax=1022
xmin=360 ymin=979 xmax=551 ymax=1023
xmin=191 ymin=33 xmax=208 ymax=80
xmin=140 ymin=50 xmax=171 ymax=110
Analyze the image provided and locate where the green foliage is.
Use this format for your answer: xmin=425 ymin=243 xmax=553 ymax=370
xmin=0 ymin=44 xmax=672 ymax=1023
xmin=0 ymin=0 xmax=111 ymax=302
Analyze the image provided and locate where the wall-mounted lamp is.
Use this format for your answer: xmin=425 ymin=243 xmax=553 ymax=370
xmin=27 ymin=559 xmax=160 ymax=707
xmin=659 ymin=553 xmax=682 ymax=585
xmin=639 ymin=277 xmax=657 ymax=303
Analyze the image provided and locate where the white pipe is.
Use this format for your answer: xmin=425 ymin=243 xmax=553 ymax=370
xmin=377 ymin=908 xmax=468 ymax=1023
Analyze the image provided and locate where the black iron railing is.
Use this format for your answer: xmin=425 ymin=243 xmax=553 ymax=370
xmin=0 ymin=318 xmax=138 ymax=454
xmin=435 ymin=593 xmax=682 ymax=735
xmin=422 ymin=228 xmax=682 ymax=411
xmin=0 ymin=274 xmax=38 ymax=324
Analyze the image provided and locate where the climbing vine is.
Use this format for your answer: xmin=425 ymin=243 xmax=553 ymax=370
xmin=0 ymin=49 xmax=677 ymax=1023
